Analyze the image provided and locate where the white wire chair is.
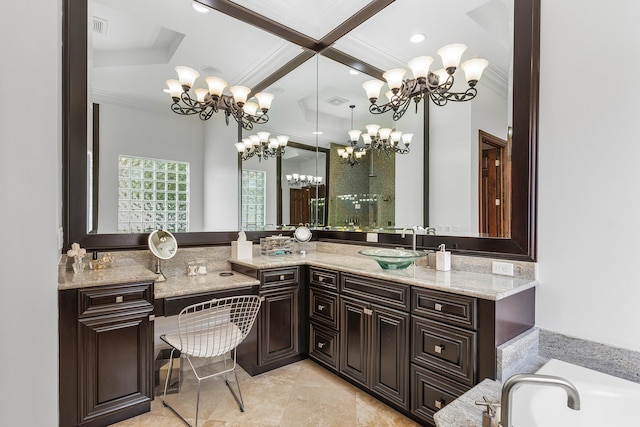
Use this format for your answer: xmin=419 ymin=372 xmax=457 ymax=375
xmin=160 ymin=295 xmax=262 ymax=427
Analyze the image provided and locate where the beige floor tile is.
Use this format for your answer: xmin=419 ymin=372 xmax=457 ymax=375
xmin=294 ymin=359 xmax=353 ymax=389
xmin=355 ymin=390 xmax=421 ymax=427
xmin=279 ymin=385 xmax=357 ymax=427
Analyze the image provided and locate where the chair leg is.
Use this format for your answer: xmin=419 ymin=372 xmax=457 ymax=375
xmin=224 ymin=367 xmax=246 ymax=412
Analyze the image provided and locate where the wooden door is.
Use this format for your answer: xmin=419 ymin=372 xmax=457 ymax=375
xmin=339 ymin=296 xmax=370 ymax=387
xmin=479 ymin=130 xmax=510 ymax=237
xmin=289 ymin=188 xmax=311 ymax=225
xmin=259 ymin=286 xmax=300 ymax=365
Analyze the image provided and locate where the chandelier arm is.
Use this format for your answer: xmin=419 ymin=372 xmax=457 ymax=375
xmin=170 ymin=103 xmax=200 ymax=115
xmin=392 ymin=98 xmax=413 ymax=121
xmin=440 ymin=87 xmax=478 ymax=103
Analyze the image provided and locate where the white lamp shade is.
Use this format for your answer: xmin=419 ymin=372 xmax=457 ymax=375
xmin=286 ymin=174 xmax=292 ymax=181
xmin=355 ymin=151 xmax=364 ymax=159
xmin=378 ymin=128 xmax=392 ymax=141
xmin=390 ymin=130 xmax=403 ymax=144
xmin=402 ymin=133 xmax=413 ymax=145
xmin=249 ymin=135 xmax=261 ymax=146
xmin=316 ymin=177 xmax=323 ymax=183
xmin=385 ymin=90 xmax=396 ymax=103
xmin=175 ymin=66 xmax=200 ymax=88
xmin=348 ymin=129 xmax=362 ymax=143
xmin=243 ymin=138 xmax=252 ymax=148
xmin=165 ymin=79 xmax=183 ymax=98
xmin=268 ymin=138 xmax=279 ymax=149
xmin=437 ymin=43 xmax=467 ymax=69
xmin=204 ymin=76 xmax=227 ymax=97
xmin=243 ymin=102 xmax=258 ymax=116
xmin=194 ymin=88 xmax=209 ymax=103
xmin=346 ymin=146 xmax=354 ymax=154
xmin=337 ymin=148 xmax=345 ymax=156
xmin=434 ymin=69 xmax=450 ymax=86
xmin=234 ymin=142 xmax=245 ymax=152
xmin=277 ymin=135 xmax=289 ymax=146
xmin=257 ymin=131 xmax=270 ymax=143
xmin=255 ymin=92 xmax=274 ymax=110
xmin=382 ymin=68 xmax=407 ymax=91
xmin=362 ymin=79 xmax=384 ymax=100
xmin=230 ymin=85 xmax=251 ymax=104
xmin=366 ymin=124 xmax=380 ymax=137
xmin=461 ymin=58 xmax=489 ymax=82
xmin=408 ymin=56 xmax=434 ymax=79
xmin=362 ymin=134 xmax=372 ymax=146
xmin=292 ymin=173 xmax=299 ymax=180
xmin=306 ymin=175 xmax=313 ymax=182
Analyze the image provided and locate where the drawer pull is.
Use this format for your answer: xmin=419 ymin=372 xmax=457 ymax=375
xmin=363 ymin=308 xmax=373 ymax=316
xmin=434 ymin=399 xmax=445 ymax=410
xmin=317 ymin=342 xmax=326 ymax=349
xmin=434 ymin=302 xmax=444 ymax=312
xmin=317 ymin=305 xmax=326 ymax=311
xmin=434 ymin=344 xmax=445 ymax=354
xmin=279 ymin=275 xmax=285 ymax=281
xmin=319 ymin=276 xmax=324 ymax=282
xmin=115 ymin=296 xmax=124 ymax=303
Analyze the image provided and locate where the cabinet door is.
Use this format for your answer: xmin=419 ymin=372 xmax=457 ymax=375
xmin=259 ymin=286 xmax=300 ymax=365
xmin=78 ymin=309 xmax=153 ymax=424
xmin=339 ymin=296 xmax=370 ymax=387
xmin=371 ymin=304 xmax=410 ymax=410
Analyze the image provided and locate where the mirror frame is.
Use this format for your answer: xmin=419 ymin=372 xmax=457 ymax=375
xmin=63 ymin=0 xmax=539 ymax=261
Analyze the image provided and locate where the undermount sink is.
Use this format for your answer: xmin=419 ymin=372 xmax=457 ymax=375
xmin=358 ymin=248 xmax=428 ymax=270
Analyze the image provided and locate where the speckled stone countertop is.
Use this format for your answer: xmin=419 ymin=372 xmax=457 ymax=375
xmin=230 ymin=252 xmax=536 ymax=301
xmin=58 ymin=265 xmax=259 ymax=299
xmin=433 ymin=379 xmax=502 ymax=427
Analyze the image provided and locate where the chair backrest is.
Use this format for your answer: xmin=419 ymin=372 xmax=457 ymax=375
xmin=177 ymin=295 xmax=261 ymax=358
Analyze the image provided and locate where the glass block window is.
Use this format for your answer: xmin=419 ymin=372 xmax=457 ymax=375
xmin=241 ymin=169 xmax=266 ymax=230
xmin=117 ymin=155 xmax=189 ymax=233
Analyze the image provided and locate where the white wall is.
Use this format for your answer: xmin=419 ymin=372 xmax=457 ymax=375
xmin=0 ymin=0 xmax=60 ymax=425
xmin=98 ymin=104 xmax=205 ymax=231
xmin=537 ymin=0 xmax=640 ymax=351
xmin=243 ymin=153 xmax=278 ymax=228
xmin=395 ymin=104 xmax=425 ymax=228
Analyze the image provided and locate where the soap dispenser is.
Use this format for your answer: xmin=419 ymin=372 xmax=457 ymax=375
xmin=436 ymin=243 xmax=451 ymax=271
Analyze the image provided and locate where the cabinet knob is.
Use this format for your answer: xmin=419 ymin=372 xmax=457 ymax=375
xmin=363 ymin=308 xmax=373 ymax=316
xmin=317 ymin=342 xmax=326 ymax=349
xmin=434 ymin=399 xmax=445 ymax=410
xmin=115 ymin=296 xmax=124 ymax=303
xmin=434 ymin=302 xmax=444 ymax=312
xmin=279 ymin=275 xmax=285 ymax=281
xmin=434 ymin=344 xmax=445 ymax=354
xmin=317 ymin=305 xmax=326 ymax=311
xmin=319 ymin=276 xmax=324 ymax=282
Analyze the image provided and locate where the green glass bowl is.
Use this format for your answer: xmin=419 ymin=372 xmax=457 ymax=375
xmin=358 ymin=248 xmax=428 ymax=270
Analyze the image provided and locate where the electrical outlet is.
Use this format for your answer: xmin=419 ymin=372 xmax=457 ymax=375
xmin=366 ymin=232 xmax=378 ymax=243
xmin=492 ymin=261 xmax=514 ymax=276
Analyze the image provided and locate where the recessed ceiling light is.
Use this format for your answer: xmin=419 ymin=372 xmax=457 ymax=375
xmin=349 ymin=69 xmax=360 ymax=75
xmin=410 ymin=33 xmax=426 ymax=43
xmin=201 ymin=65 xmax=220 ymax=75
xmin=192 ymin=2 xmax=210 ymax=13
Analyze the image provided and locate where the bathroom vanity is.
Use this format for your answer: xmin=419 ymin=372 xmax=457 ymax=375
xmin=58 ymin=250 xmax=535 ymax=427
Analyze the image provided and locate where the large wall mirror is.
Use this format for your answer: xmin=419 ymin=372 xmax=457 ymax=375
xmin=64 ymin=0 xmax=539 ymax=260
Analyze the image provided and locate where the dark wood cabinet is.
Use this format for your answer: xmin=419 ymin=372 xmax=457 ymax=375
xmin=308 ymin=267 xmax=341 ymax=371
xmin=236 ymin=266 xmax=307 ymax=375
xmin=59 ymin=282 xmax=154 ymax=427
xmin=339 ymin=293 xmax=410 ymax=410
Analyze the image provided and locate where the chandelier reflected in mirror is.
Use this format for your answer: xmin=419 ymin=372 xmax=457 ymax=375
xmin=235 ymin=132 xmax=288 ymax=161
xmin=166 ymin=66 xmax=274 ymax=130
xmin=285 ymin=174 xmax=323 ymax=187
xmin=337 ymin=105 xmax=366 ymax=166
xmin=362 ymin=44 xmax=488 ymax=121
xmin=349 ymin=124 xmax=413 ymax=155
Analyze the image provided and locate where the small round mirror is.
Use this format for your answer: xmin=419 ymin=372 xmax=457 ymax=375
xmin=148 ymin=230 xmax=177 ymax=281
xmin=294 ymin=225 xmax=312 ymax=243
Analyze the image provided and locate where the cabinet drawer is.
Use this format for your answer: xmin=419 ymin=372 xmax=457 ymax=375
xmin=309 ymin=286 xmax=338 ymax=329
xmin=260 ymin=267 xmax=299 ymax=289
xmin=411 ymin=363 xmax=470 ymax=425
xmin=309 ymin=322 xmax=339 ymax=370
xmin=412 ymin=316 xmax=477 ymax=386
xmin=79 ymin=282 xmax=153 ymax=317
xmin=340 ymin=273 xmax=409 ymax=311
xmin=412 ymin=288 xmax=477 ymax=329
xmin=309 ymin=267 xmax=338 ymax=290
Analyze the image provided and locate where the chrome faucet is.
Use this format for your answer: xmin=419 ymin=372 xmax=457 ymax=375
xmin=499 ymin=374 xmax=581 ymax=427
xmin=401 ymin=225 xmax=424 ymax=251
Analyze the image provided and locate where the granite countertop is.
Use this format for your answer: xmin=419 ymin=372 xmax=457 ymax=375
xmin=58 ymin=265 xmax=259 ymax=299
xmin=230 ymin=252 xmax=536 ymax=301
xmin=433 ymin=379 xmax=502 ymax=427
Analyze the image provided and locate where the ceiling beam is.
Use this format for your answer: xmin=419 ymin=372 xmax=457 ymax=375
xmin=251 ymin=50 xmax=316 ymax=94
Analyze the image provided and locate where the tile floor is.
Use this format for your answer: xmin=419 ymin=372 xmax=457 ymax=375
xmin=113 ymin=358 xmax=421 ymax=427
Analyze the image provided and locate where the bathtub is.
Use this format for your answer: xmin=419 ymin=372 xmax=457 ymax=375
xmin=510 ymin=359 xmax=640 ymax=426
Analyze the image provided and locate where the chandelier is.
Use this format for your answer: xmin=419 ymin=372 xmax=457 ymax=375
xmin=234 ymin=132 xmax=288 ymax=161
xmin=362 ymin=44 xmax=488 ymax=121
xmin=285 ymin=174 xmax=323 ymax=186
xmin=337 ymin=105 xmax=365 ymax=166
xmin=165 ymin=66 xmax=274 ymax=130
xmin=349 ymin=124 xmax=413 ymax=155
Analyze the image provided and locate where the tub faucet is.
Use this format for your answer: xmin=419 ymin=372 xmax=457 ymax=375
xmin=401 ymin=225 xmax=424 ymax=251
xmin=499 ymin=373 xmax=581 ymax=427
